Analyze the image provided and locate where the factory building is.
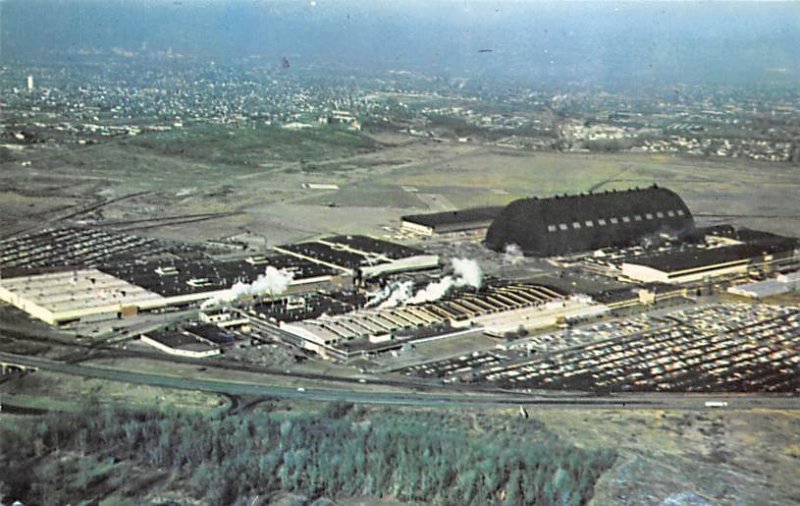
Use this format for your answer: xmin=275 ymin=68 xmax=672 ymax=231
xmin=101 ymin=255 xmax=349 ymax=304
xmin=0 ymin=269 xmax=165 ymax=326
xmin=0 ymin=235 xmax=442 ymax=328
xmin=728 ymin=271 xmax=800 ymax=299
xmin=401 ymin=206 xmax=504 ymax=237
xmin=0 ymin=256 xmax=346 ymax=327
xmin=485 ymin=186 xmax=695 ymax=256
xmin=621 ymin=241 xmax=798 ymax=285
xmin=277 ymin=282 xmax=608 ymax=360
xmin=275 ymin=235 xmax=440 ymax=279
xmin=140 ymin=329 xmax=222 ymax=358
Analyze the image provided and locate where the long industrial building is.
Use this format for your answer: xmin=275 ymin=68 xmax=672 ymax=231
xmin=485 ymin=186 xmax=695 ymax=256
xmin=274 ymin=234 xmax=440 ymax=278
xmin=401 ymin=206 xmax=504 ymax=236
xmin=728 ymin=271 xmax=800 ymax=299
xmin=0 ymin=269 xmax=166 ymax=326
xmin=623 ymin=242 xmax=798 ymax=284
xmin=0 ymin=256 xmax=347 ymax=326
xmin=277 ymin=282 xmax=608 ymax=360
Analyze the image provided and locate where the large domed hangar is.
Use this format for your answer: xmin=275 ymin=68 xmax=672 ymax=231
xmin=485 ymin=186 xmax=696 ymax=256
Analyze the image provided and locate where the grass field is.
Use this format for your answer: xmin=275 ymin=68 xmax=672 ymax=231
xmin=369 ymin=148 xmax=800 ymax=236
xmin=296 ymin=185 xmax=428 ymax=208
xmin=0 ymin=124 xmax=393 ymax=237
xmin=126 ymin=124 xmax=381 ymax=167
xmin=0 ymin=371 xmax=222 ymax=411
xmin=1 ymin=125 xmax=797 ymax=243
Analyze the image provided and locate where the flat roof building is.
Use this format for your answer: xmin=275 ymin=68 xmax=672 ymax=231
xmin=401 ymin=206 xmax=504 ymax=236
xmin=140 ymin=329 xmax=221 ymax=358
xmin=0 ymin=269 xmax=165 ymax=326
xmin=275 ymin=235 xmax=440 ymax=279
xmin=0 ymin=257 xmax=348 ymax=327
xmin=621 ymin=242 xmax=797 ymax=284
xmin=728 ymin=271 xmax=800 ymax=299
xmin=277 ymin=281 xmax=578 ymax=360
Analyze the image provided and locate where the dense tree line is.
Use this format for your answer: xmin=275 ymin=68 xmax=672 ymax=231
xmin=0 ymin=401 xmax=616 ymax=505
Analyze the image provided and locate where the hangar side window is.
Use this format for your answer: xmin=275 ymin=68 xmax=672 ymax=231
xmin=609 ymin=217 xmax=619 ymax=224
xmin=598 ymin=219 xmax=607 ymax=226
xmin=634 ymin=215 xmax=643 ymax=222
xmin=547 ymin=224 xmax=557 ymax=232
xmin=585 ymin=220 xmax=594 ymax=227
xmin=559 ymin=223 xmax=569 ymax=231
xmin=667 ymin=210 xmax=676 ymax=217
xmin=645 ymin=213 xmax=654 ymax=220
xmin=622 ymin=216 xmax=631 ymax=223
xmin=656 ymin=211 xmax=665 ymax=218
xmin=676 ymin=209 xmax=685 ymax=216
xmin=572 ymin=222 xmax=582 ymax=229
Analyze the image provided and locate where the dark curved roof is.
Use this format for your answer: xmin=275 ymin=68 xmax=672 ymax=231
xmin=485 ymin=186 xmax=695 ymax=256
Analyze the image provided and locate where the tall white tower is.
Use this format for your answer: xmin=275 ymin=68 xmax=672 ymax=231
xmin=27 ymin=75 xmax=34 ymax=92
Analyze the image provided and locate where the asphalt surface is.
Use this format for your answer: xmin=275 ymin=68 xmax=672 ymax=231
xmin=2 ymin=351 xmax=798 ymax=410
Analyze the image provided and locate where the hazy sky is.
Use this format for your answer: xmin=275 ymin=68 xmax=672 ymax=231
xmin=2 ymin=1 xmax=798 ymax=87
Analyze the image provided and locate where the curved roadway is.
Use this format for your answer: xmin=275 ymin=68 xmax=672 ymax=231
xmin=2 ymin=351 xmax=799 ymax=410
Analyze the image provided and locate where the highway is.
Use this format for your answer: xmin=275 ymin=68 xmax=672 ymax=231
xmin=2 ymin=351 xmax=799 ymax=411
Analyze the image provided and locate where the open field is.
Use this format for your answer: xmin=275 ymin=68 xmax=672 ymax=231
xmin=371 ymin=148 xmax=800 ymax=237
xmin=0 ymin=370 xmax=222 ymax=411
xmin=127 ymin=124 xmax=381 ymax=167
xmin=296 ymin=185 xmax=428 ymax=209
xmin=537 ymin=408 xmax=800 ymax=506
xmin=1 ymin=126 xmax=797 ymax=244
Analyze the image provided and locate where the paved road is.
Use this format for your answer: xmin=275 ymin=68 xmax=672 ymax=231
xmin=2 ymin=351 xmax=799 ymax=410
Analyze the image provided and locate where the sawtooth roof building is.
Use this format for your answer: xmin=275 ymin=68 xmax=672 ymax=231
xmin=485 ymin=186 xmax=695 ymax=256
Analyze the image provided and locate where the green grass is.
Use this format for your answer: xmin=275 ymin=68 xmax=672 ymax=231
xmin=126 ymin=124 xmax=380 ymax=166
xmin=0 ymin=371 xmax=222 ymax=412
xmin=297 ymin=186 xmax=428 ymax=208
xmin=16 ymin=124 xmax=382 ymax=199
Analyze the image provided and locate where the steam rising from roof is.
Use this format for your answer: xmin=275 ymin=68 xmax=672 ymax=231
xmin=368 ymin=257 xmax=482 ymax=308
xmin=201 ymin=266 xmax=294 ymax=309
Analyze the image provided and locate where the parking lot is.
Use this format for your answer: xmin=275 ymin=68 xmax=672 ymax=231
xmin=400 ymin=303 xmax=800 ymax=393
xmin=483 ymin=304 xmax=800 ymax=393
xmin=396 ymin=314 xmax=662 ymax=381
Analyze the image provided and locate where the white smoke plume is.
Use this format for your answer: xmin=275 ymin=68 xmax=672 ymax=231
xmin=402 ymin=257 xmax=483 ymax=305
xmin=362 ymin=258 xmax=483 ymax=310
xmin=451 ymin=257 xmax=482 ymax=289
xmin=365 ymin=283 xmax=393 ymax=308
xmin=366 ymin=280 xmax=413 ymax=308
xmin=377 ymin=280 xmax=414 ymax=309
xmin=252 ymin=266 xmax=295 ymax=295
xmin=503 ymin=243 xmax=524 ymax=265
xmin=201 ymin=266 xmax=294 ymax=309
xmin=406 ymin=276 xmax=455 ymax=304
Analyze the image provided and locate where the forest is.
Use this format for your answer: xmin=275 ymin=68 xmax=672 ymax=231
xmin=0 ymin=401 xmax=617 ymax=505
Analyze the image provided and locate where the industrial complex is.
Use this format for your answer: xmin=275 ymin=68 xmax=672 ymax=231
xmin=0 ymin=185 xmax=798 ymax=393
